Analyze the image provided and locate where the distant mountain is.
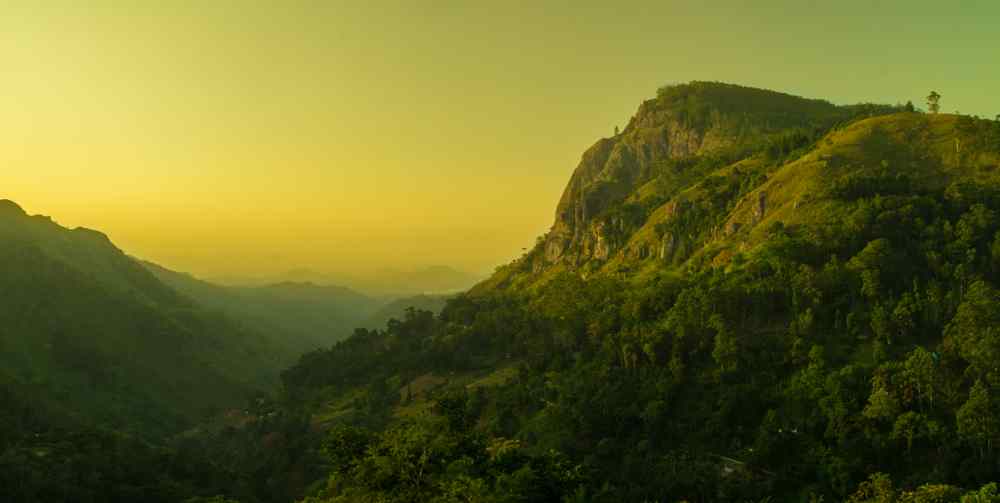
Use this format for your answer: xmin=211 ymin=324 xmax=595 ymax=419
xmin=293 ymin=265 xmax=482 ymax=296
xmin=380 ymin=265 xmax=482 ymax=294
xmin=360 ymin=293 xmax=452 ymax=330
xmin=211 ymin=265 xmax=483 ymax=297
xmin=145 ymin=261 xmax=381 ymax=351
xmin=0 ymin=200 xmax=288 ymax=437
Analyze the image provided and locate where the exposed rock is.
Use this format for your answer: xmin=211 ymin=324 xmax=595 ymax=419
xmin=544 ymin=102 xmax=737 ymax=264
xmin=659 ymin=232 xmax=678 ymax=261
xmin=545 ymin=236 xmax=568 ymax=262
xmin=754 ymin=192 xmax=767 ymax=222
xmin=591 ymin=221 xmax=612 ymax=261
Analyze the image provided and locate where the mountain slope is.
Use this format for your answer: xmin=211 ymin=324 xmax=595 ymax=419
xmin=477 ymin=83 xmax=919 ymax=291
xmin=540 ymin=82 xmax=891 ymax=267
xmin=0 ymin=202 xmax=287 ymax=436
xmin=280 ymin=85 xmax=1000 ymax=502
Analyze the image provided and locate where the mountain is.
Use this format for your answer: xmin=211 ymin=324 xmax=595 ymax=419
xmin=501 ymin=83 xmax=997 ymax=281
xmin=279 ymin=83 xmax=1000 ymax=502
xmin=478 ymin=82 xmax=905 ymax=289
xmin=208 ymin=265 xmax=481 ymax=297
xmin=282 ymin=265 xmax=482 ymax=296
xmin=544 ymin=82 xmax=847 ymax=265
xmin=144 ymin=262 xmax=380 ymax=352
xmin=0 ymin=201 xmax=289 ymax=437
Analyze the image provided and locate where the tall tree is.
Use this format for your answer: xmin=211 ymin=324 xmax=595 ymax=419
xmin=957 ymin=380 xmax=997 ymax=458
xmin=927 ymin=91 xmax=941 ymax=114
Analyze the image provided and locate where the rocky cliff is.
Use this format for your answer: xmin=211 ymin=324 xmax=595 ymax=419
xmin=541 ymin=82 xmax=863 ymax=268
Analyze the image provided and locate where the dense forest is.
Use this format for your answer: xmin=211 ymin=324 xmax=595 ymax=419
xmin=4 ymin=82 xmax=1000 ymax=502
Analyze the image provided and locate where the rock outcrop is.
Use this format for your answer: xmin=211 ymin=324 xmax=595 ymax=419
xmin=545 ymin=100 xmax=734 ymax=264
xmin=539 ymin=81 xmax=849 ymax=269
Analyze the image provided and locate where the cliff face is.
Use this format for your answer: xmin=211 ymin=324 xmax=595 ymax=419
xmin=543 ymin=115 xmax=720 ymax=264
xmin=543 ymin=82 xmax=842 ymax=266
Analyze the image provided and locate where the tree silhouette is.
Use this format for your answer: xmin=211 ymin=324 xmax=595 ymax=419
xmin=926 ymin=91 xmax=941 ymax=114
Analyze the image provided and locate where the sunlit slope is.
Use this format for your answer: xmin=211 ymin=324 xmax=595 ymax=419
xmin=479 ymin=86 xmax=999 ymax=292
xmin=627 ymin=113 xmax=1000 ymax=275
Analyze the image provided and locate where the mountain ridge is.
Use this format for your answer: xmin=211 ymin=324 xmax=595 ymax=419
xmin=541 ymin=82 xmax=901 ymax=270
xmin=0 ymin=202 xmax=290 ymax=436
xmin=143 ymin=260 xmax=382 ymax=353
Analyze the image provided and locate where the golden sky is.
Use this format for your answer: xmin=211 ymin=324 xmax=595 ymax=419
xmin=3 ymin=2 xmax=998 ymax=279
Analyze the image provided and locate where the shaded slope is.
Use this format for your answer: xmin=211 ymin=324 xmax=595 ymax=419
xmin=0 ymin=203 xmax=285 ymax=436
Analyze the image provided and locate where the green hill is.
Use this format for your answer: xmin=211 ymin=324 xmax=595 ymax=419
xmin=0 ymin=201 xmax=289 ymax=437
xmin=281 ymin=83 xmax=1000 ymax=502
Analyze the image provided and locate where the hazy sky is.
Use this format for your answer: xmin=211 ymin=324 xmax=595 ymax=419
xmin=3 ymin=1 xmax=998 ymax=279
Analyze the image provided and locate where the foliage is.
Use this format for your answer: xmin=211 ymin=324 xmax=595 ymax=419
xmin=281 ymin=129 xmax=1000 ymax=500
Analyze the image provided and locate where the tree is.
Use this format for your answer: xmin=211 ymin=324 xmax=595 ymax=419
xmin=891 ymin=411 xmax=938 ymax=453
xmin=927 ymin=91 xmax=941 ymax=114
xmin=905 ymin=101 xmax=916 ymax=113
xmin=614 ymin=125 xmax=620 ymax=136
xmin=946 ymin=281 xmax=1000 ymax=384
xmin=847 ymin=472 xmax=896 ymax=503
xmin=957 ymin=380 xmax=997 ymax=458
xmin=710 ymin=314 xmax=739 ymax=375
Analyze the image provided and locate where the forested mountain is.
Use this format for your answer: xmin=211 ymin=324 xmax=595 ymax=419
xmin=275 ymin=83 xmax=1000 ymax=502
xmin=0 ymin=202 xmax=294 ymax=436
xmin=144 ymin=261 xmax=380 ymax=354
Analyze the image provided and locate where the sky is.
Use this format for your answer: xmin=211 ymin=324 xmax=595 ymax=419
xmin=3 ymin=1 xmax=999 ymax=280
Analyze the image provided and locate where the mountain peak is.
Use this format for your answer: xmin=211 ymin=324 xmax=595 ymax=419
xmin=541 ymin=83 xmax=846 ymax=266
xmin=0 ymin=199 xmax=27 ymax=217
xmin=531 ymin=83 xmax=911 ymax=269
